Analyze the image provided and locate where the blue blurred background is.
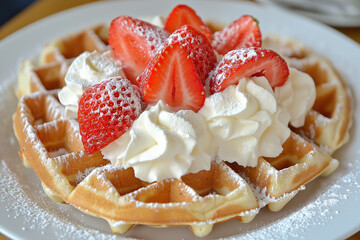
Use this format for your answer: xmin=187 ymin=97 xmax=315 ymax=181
xmin=0 ymin=0 xmax=35 ymax=26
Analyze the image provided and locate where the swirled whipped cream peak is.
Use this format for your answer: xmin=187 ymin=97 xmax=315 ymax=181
xmin=58 ymin=50 xmax=125 ymax=118
xmin=274 ymin=68 xmax=316 ymax=128
xmin=199 ymin=76 xmax=291 ymax=167
xmin=101 ymin=100 xmax=213 ymax=182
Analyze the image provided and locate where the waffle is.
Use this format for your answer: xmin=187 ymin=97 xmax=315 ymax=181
xmin=263 ymin=34 xmax=353 ymax=155
xmin=12 ymin=26 xmax=350 ymax=236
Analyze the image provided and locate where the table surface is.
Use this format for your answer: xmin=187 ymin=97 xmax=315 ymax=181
xmin=0 ymin=0 xmax=359 ymax=239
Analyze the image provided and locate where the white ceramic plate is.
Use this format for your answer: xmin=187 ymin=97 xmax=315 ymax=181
xmin=0 ymin=0 xmax=359 ymax=239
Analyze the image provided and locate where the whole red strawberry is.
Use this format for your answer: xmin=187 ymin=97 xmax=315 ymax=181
xmin=78 ymin=77 xmax=144 ymax=154
xmin=212 ymin=15 xmax=262 ymax=55
xmin=209 ymin=47 xmax=289 ymax=94
xmin=109 ymin=16 xmax=169 ymax=85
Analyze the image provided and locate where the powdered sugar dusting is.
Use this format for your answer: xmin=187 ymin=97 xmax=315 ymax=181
xmin=217 ymin=159 xmax=247 ymax=189
xmin=118 ymin=16 xmax=169 ymax=54
xmin=78 ymin=77 xmax=143 ymax=153
xmin=18 ymin=91 xmax=67 ymax=167
xmin=164 ymin=26 xmax=217 ymax=84
xmin=0 ymin=160 xmax=128 ymax=240
xmin=210 ymin=48 xmax=258 ymax=92
xmin=212 ymin=15 xmax=260 ymax=53
xmin=4 ymin=149 xmax=357 ymax=240
xmin=226 ymin=159 xmax=360 ymax=240
xmin=49 ymin=148 xmax=68 ymax=158
xmin=76 ymin=167 xmax=98 ymax=185
xmin=104 ymin=77 xmax=143 ymax=115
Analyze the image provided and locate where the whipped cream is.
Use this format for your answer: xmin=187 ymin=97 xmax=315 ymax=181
xmin=58 ymin=50 xmax=125 ymax=118
xmin=101 ymin=101 xmax=213 ymax=182
xmin=275 ymin=68 xmax=316 ymax=128
xmin=148 ymin=15 xmax=165 ymax=28
xmin=199 ymin=77 xmax=291 ymax=167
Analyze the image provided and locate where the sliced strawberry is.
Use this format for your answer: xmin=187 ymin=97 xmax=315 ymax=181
xmin=140 ymin=25 xmax=216 ymax=86
xmin=212 ymin=15 xmax=262 ymax=55
xmin=78 ymin=77 xmax=144 ymax=154
xmin=164 ymin=4 xmax=212 ymax=41
xmin=139 ymin=42 xmax=205 ymax=112
xmin=209 ymin=47 xmax=289 ymax=94
xmin=109 ymin=16 xmax=169 ymax=86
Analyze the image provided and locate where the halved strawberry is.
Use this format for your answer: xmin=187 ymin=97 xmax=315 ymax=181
xmin=209 ymin=48 xmax=289 ymax=93
xmin=139 ymin=25 xmax=216 ymax=86
xmin=139 ymin=42 xmax=205 ymax=112
xmin=164 ymin=4 xmax=212 ymax=41
xmin=212 ymin=15 xmax=262 ymax=55
xmin=78 ymin=77 xmax=144 ymax=154
xmin=109 ymin=16 xmax=169 ymax=86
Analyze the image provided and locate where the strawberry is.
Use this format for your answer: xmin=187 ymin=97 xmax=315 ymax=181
xmin=212 ymin=15 xmax=262 ymax=55
xmin=109 ymin=16 xmax=169 ymax=86
xmin=164 ymin=4 xmax=212 ymax=41
xmin=139 ymin=42 xmax=205 ymax=112
xmin=138 ymin=25 xmax=216 ymax=86
xmin=209 ymin=47 xmax=289 ymax=94
xmin=78 ymin=77 xmax=144 ymax=154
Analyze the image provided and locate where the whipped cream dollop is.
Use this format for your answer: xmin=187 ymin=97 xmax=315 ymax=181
xmin=148 ymin=15 xmax=165 ymax=28
xmin=101 ymin=101 xmax=213 ymax=182
xmin=275 ymin=68 xmax=316 ymax=128
xmin=139 ymin=15 xmax=165 ymax=28
xmin=199 ymin=77 xmax=291 ymax=167
xmin=58 ymin=50 xmax=125 ymax=118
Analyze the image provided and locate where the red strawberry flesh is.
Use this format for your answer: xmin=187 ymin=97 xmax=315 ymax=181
xmin=160 ymin=25 xmax=217 ymax=86
xmin=164 ymin=4 xmax=212 ymax=41
xmin=139 ymin=42 xmax=206 ymax=112
xmin=109 ymin=16 xmax=169 ymax=85
xmin=212 ymin=15 xmax=262 ymax=55
xmin=210 ymin=47 xmax=289 ymax=93
xmin=78 ymin=77 xmax=144 ymax=154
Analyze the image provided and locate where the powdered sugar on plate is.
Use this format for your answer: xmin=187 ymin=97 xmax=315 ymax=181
xmin=233 ymin=163 xmax=360 ymax=240
xmin=0 ymin=160 xmax=134 ymax=240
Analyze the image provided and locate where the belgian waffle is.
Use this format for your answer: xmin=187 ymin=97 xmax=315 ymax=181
xmin=12 ymin=25 xmax=350 ymax=236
